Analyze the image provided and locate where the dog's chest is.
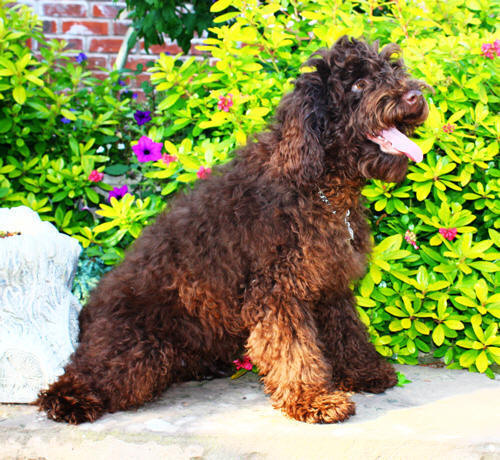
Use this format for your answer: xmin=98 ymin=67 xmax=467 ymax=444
xmin=301 ymin=208 xmax=369 ymax=291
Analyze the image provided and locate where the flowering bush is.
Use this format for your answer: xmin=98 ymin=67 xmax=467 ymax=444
xmin=137 ymin=0 xmax=499 ymax=377
xmin=0 ymin=0 xmax=160 ymax=263
xmin=2 ymin=0 xmax=498 ymax=376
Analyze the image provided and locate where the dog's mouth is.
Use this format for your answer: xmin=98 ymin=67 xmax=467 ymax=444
xmin=367 ymin=127 xmax=423 ymax=163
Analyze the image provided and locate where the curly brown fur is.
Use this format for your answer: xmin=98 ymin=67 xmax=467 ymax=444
xmin=36 ymin=36 xmax=428 ymax=424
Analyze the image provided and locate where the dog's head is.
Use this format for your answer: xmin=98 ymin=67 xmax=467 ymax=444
xmin=273 ymin=36 xmax=429 ymax=185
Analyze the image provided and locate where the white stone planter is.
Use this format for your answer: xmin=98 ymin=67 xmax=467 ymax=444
xmin=0 ymin=206 xmax=82 ymax=402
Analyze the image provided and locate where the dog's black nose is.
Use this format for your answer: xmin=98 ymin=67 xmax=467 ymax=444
xmin=403 ymin=90 xmax=423 ymax=106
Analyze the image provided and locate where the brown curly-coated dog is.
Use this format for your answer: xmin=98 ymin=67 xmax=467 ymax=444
xmin=37 ymin=36 xmax=428 ymax=424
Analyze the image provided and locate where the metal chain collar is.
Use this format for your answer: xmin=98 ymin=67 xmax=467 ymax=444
xmin=317 ymin=188 xmax=354 ymax=241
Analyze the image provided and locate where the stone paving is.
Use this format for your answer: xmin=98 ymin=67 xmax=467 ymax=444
xmin=1 ymin=364 xmax=499 ymax=460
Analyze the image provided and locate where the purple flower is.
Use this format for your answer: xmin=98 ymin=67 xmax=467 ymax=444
xmin=61 ymin=117 xmax=71 ymax=124
xmin=118 ymin=79 xmax=126 ymax=86
xmin=132 ymin=136 xmax=163 ymax=162
xmin=108 ymin=185 xmax=129 ymax=201
xmin=134 ymin=110 xmax=152 ymax=126
xmin=76 ymin=52 xmax=87 ymax=64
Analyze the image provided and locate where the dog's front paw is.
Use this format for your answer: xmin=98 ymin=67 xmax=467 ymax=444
xmin=280 ymin=390 xmax=355 ymax=424
xmin=341 ymin=366 xmax=398 ymax=394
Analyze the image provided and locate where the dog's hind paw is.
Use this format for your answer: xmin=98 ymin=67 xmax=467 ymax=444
xmin=35 ymin=375 xmax=104 ymax=424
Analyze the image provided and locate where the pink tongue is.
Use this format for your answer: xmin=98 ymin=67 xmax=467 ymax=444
xmin=381 ymin=128 xmax=423 ymax=162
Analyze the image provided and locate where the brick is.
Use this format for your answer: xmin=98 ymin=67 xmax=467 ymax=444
xmin=135 ymin=74 xmax=152 ymax=86
xmin=86 ymin=56 xmax=108 ymax=69
xmin=89 ymin=38 xmax=123 ymax=53
xmin=47 ymin=37 xmax=84 ymax=51
xmin=113 ymin=21 xmax=131 ymax=35
xmin=43 ymin=20 xmax=57 ymax=34
xmin=62 ymin=21 xmax=108 ymax=35
xmin=91 ymin=71 xmax=109 ymax=81
xmin=43 ymin=3 xmax=87 ymax=17
xmin=92 ymin=3 xmax=119 ymax=18
xmin=124 ymin=57 xmax=153 ymax=71
xmin=148 ymin=43 xmax=183 ymax=55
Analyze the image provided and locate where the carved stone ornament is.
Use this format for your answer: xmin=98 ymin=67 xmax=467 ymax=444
xmin=0 ymin=206 xmax=82 ymax=402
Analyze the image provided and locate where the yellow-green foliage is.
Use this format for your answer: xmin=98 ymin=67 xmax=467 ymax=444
xmin=139 ymin=0 xmax=499 ymax=376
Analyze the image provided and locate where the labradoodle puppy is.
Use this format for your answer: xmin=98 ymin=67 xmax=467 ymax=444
xmin=37 ymin=36 xmax=428 ymax=424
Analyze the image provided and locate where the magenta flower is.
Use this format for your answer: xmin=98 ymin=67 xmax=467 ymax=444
xmin=134 ymin=110 xmax=152 ymax=126
xmin=233 ymin=356 xmax=253 ymax=371
xmin=88 ymin=170 xmax=104 ymax=182
xmin=439 ymin=227 xmax=458 ymax=241
xmin=217 ymin=93 xmax=233 ymax=112
xmin=442 ymin=123 xmax=455 ymax=133
xmin=161 ymin=153 xmax=178 ymax=165
xmin=404 ymin=230 xmax=419 ymax=250
xmin=108 ymin=185 xmax=129 ymax=201
xmin=197 ymin=166 xmax=211 ymax=179
xmin=132 ymin=136 xmax=163 ymax=162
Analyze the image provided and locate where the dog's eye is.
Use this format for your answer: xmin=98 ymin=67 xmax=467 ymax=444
xmin=352 ymin=79 xmax=369 ymax=93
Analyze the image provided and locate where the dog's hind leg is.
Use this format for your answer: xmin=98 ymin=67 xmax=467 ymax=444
xmin=36 ymin=313 xmax=177 ymax=424
xmin=244 ymin=295 xmax=355 ymax=424
xmin=35 ymin=258 xmax=185 ymax=424
xmin=316 ymin=294 xmax=397 ymax=394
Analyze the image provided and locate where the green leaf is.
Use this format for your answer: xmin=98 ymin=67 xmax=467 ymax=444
xmin=469 ymin=262 xmax=499 ymax=273
xmin=444 ymin=320 xmax=464 ymax=330
xmin=470 ymin=314 xmax=484 ymax=342
xmin=414 ymin=321 xmax=430 ymax=335
xmin=385 ymin=306 xmax=406 ymax=317
xmin=157 ymin=93 xmax=181 ymax=111
xmin=13 ymin=86 xmax=26 ymax=104
xmin=105 ymin=164 xmax=129 ymax=176
xmin=475 ymin=351 xmax=488 ymax=373
xmin=211 ymin=0 xmax=232 ymax=13
xmin=432 ymin=324 xmax=445 ymax=346
xmin=61 ymin=109 xmax=77 ymax=121
xmin=459 ymin=349 xmax=478 ymax=367
xmin=85 ymin=188 xmax=100 ymax=204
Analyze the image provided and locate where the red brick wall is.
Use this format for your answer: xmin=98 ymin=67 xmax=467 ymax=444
xmin=18 ymin=0 xmax=205 ymax=96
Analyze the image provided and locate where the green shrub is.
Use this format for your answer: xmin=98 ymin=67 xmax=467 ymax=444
xmin=0 ymin=0 xmax=158 ymax=262
xmin=112 ymin=0 xmax=215 ymax=53
xmin=2 ymin=0 xmax=498 ymax=376
xmin=129 ymin=0 xmax=498 ymax=376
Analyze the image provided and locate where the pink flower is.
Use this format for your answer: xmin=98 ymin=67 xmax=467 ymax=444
xmin=494 ymin=40 xmax=500 ymax=56
xmin=161 ymin=153 xmax=178 ymax=165
xmin=404 ymin=230 xmax=419 ymax=250
xmin=439 ymin=227 xmax=458 ymax=241
xmin=481 ymin=42 xmax=497 ymax=59
xmin=233 ymin=356 xmax=253 ymax=371
xmin=442 ymin=123 xmax=455 ymax=133
xmin=197 ymin=166 xmax=211 ymax=179
xmin=88 ymin=170 xmax=104 ymax=182
xmin=217 ymin=93 xmax=233 ymax=112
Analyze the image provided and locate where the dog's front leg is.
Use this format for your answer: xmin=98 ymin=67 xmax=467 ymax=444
xmin=315 ymin=294 xmax=397 ymax=394
xmin=245 ymin=296 xmax=355 ymax=424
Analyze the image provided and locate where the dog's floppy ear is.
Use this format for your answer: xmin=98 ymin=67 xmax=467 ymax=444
xmin=269 ymin=62 xmax=329 ymax=188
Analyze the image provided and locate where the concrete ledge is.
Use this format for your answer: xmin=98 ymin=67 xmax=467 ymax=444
xmin=1 ymin=365 xmax=499 ymax=460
